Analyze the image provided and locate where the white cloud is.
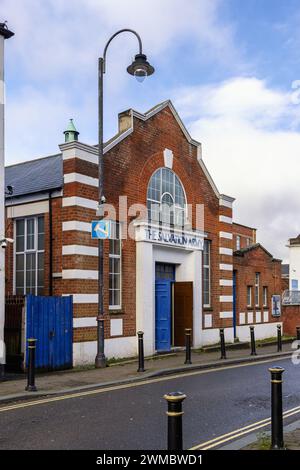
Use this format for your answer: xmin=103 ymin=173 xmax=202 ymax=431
xmin=2 ymin=0 xmax=242 ymax=163
xmin=174 ymin=77 xmax=300 ymax=260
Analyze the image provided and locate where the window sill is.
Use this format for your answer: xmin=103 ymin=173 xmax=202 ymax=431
xmin=108 ymin=309 xmax=125 ymax=316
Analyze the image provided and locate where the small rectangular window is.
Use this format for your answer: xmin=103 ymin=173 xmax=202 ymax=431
xmin=109 ymin=222 xmax=122 ymax=309
xmin=263 ymin=286 xmax=268 ymax=307
xmin=247 ymin=286 xmax=252 ymax=307
xmin=255 ymin=273 xmax=260 ymax=307
xmin=236 ymin=235 xmax=241 ymax=250
xmin=203 ymin=240 xmax=211 ymax=308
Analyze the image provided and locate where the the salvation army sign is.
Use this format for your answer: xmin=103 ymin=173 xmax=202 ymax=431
xmin=135 ymin=222 xmax=204 ymax=250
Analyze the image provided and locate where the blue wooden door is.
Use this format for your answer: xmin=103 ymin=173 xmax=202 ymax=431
xmin=26 ymin=295 xmax=73 ymax=370
xmin=155 ymin=281 xmax=171 ymax=351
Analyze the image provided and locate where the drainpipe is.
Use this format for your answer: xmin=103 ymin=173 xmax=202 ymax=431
xmin=49 ymin=191 xmax=53 ymax=296
xmin=0 ymin=23 xmax=14 ymax=377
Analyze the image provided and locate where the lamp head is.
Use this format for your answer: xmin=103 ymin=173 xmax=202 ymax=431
xmin=127 ymin=54 xmax=155 ymax=82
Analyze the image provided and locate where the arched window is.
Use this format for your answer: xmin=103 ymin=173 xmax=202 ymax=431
xmin=147 ymin=168 xmax=186 ymax=227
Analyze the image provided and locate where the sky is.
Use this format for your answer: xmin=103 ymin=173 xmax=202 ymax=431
xmin=2 ymin=0 xmax=300 ymax=261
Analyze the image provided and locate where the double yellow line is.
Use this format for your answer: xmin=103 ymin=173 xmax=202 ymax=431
xmin=190 ymin=404 xmax=300 ymax=450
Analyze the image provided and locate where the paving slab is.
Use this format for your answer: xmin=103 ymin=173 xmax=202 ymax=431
xmin=0 ymin=342 xmax=293 ymax=404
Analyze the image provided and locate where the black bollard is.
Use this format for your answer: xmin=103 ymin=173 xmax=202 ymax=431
xmin=277 ymin=325 xmax=282 ymax=352
xmin=269 ymin=366 xmax=285 ymax=450
xmin=184 ymin=328 xmax=192 ymax=365
xmin=250 ymin=326 xmax=257 ymax=356
xmin=137 ymin=331 xmax=145 ymax=372
xmin=296 ymin=326 xmax=300 ymax=350
xmin=25 ymin=338 xmax=37 ymax=392
xmin=164 ymin=392 xmax=186 ymax=450
xmin=220 ymin=328 xmax=226 ymax=359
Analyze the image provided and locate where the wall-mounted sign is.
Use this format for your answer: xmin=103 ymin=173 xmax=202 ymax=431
xmin=272 ymin=295 xmax=281 ymax=317
xmin=135 ymin=222 xmax=204 ymax=251
xmin=91 ymin=220 xmax=111 ymax=239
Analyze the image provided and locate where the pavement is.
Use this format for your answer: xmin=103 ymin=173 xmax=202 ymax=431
xmin=222 ymin=419 xmax=300 ymax=450
xmin=0 ymin=340 xmax=294 ymax=404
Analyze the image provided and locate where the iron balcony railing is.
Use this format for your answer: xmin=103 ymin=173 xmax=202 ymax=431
xmin=282 ymin=290 xmax=300 ymax=305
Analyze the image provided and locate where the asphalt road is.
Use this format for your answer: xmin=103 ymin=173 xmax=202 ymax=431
xmin=0 ymin=357 xmax=299 ymax=450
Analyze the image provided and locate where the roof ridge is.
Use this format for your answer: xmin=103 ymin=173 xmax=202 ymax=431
xmin=5 ymin=152 xmax=62 ymax=169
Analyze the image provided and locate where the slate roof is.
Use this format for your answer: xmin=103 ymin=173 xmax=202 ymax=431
xmin=5 ymin=154 xmax=63 ymax=198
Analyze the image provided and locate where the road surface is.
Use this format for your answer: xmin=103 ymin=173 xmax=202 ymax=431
xmin=0 ymin=356 xmax=299 ymax=450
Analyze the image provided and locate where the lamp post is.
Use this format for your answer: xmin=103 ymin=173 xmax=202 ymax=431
xmin=95 ymin=29 xmax=155 ymax=368
xmin=0 ymin=22 xmax=14 ymax=377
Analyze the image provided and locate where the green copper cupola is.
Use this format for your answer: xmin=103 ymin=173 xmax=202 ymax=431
xmin=64 ymin=119 xmax=79 ymax=142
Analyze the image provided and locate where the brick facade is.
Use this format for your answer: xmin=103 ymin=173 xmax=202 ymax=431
xmin=4 ymin=101 xmax=283 ymax=364
xmin=233 ymin=244 xmax=282 ymax=338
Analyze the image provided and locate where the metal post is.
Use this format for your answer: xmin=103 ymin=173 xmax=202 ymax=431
xmin=250 ymin=326 xmax=257 ymax=356
xmin=277 ymin=324 xmax=282 ymax=352
xmin=164 ymin=392 xmax=186 ymax=451
xmin=269 ymin=366 xmax=285 ymax=450
xmin=220 ymin=328 xmax=226 ymax=359
xmin=25 ymin=338 xmax=37 ymax=392
xmin=95 ymin=57 xmax=106 ymax=369
xmin=184 ymin=328 xmax=192 ymax=365
xmin=0 ymin=24 xmax=14 ymax=379
xmin=296 ymin=326 xmax=300 ymax=350
xmin=137 ymin=331 xmax=145 ymax=372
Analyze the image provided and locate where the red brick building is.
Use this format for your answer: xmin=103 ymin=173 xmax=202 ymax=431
xmin=4 ymin=101 xmax=283 ymax=364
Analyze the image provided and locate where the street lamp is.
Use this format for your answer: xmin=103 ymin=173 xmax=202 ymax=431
xmin=95 ymin=29 xmax=155 ymax=368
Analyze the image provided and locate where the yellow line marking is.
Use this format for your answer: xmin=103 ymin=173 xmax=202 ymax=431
xmin=190 ymin=405 xmax=300 ymax=450
xmin=0 ymin=355 xmax=291 ymax=414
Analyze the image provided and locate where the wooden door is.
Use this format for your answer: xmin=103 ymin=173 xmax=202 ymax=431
xmin=173 ymin=282 xmax=193 ymax=346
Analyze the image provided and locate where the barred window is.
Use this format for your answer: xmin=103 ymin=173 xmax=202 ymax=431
xmin=15 ymin=216 xmax=44 ymax=295
xmin=109 ymin=222 xmax=121 ymax=309
xmin=147 ymin=168 xmax=186 ymax=227
xmin=203 ymin=240 xmax=211 ymax=307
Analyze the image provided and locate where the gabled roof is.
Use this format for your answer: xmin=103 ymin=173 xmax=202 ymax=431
xmin=103 ymin=100 xmax=226 ymax=199
xmin=5 ymin=101 xmax=233 ymax=203
xmin=5 ymin=154 xmax=63 ymax=198
xmin=234 ymin=243 xmax=280 ymax=261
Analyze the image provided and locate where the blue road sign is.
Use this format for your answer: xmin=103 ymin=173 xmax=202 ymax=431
xmin=91 ymin=220 xmax=111 ymax=239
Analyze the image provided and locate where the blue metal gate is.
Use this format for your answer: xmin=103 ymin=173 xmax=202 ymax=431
xmin=26 ymin=295 xmax=73 ymax=370
xmin=155 ymin=281 xmax=172 ymax=351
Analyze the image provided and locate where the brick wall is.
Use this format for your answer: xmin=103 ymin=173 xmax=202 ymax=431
xmin=232 ymin=222 xmax=256 ymax=251
xmin=233 ymin=245 xmax=282 ymax=327
xmin=282 ymin=305 xmax=300 ymax=336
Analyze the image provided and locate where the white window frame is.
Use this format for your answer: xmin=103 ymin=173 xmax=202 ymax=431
xmin=109 ymin=221 xmax=122 ymax=310
xmin=247 ymin=286 xmax=252 ymax=307
xmin=236 ymin=235 xmax=241 ymax=250
xmin=14 ymin=216 xmax=45 ymax=296
xmin=147 ymin=168 xmax=187 ymax=228
xmin=255 ymin=273 xmax=260 ymax=307
xmin=263 ymin=286 xmax=268 ymax=308
xmin=203 ymin=240 xmax=211 ymax=308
